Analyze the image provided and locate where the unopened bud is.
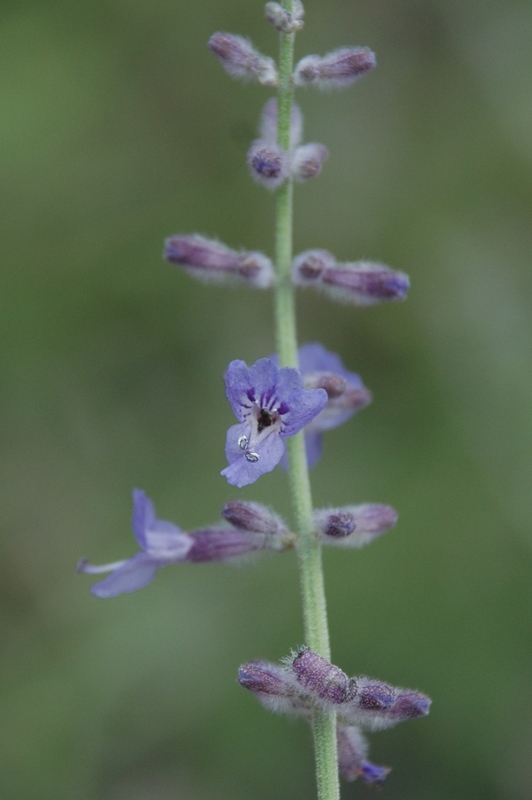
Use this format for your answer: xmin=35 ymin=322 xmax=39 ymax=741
xmin=164 ymin=235 xmax=275 ymax=288
xmin=321 ymin=262 xmax=410 ymax=306
xmin=208 ymin=32 xmax=278 ymax=86
xmin=294 ymin=47 xmax=376 ymax=90
xmin=341 ymin=678 xmax=431 ymax=731
xmin=292 ymin=647 xmax=357 ymax=705
xmin=304 ymin=372 xmax=347 ymax=398
xmin=186 ymin=528 xmax=268 ymax=563
xmin=292 ymin=249 xmax=336 ymax=282
xmin=291 ymin=143 xmax=329 ymax=181
xmin=222 ymin=500 xmax=287 ymax=536
xmin=247 ymin=139 xmax=290 ymax=190
xmin=314 ymin=504 xmax=398 ymax=547
xmin=238 ymin=659 xmax=304 ymax=716
xmin=265 ymin=1 xmax=304 ymax=34
xmin=259 ymin=97 xmax=303 ymax=149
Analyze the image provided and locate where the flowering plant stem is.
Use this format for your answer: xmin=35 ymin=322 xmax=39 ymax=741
xmin=273 ymin=8 xmax=340 ymax=800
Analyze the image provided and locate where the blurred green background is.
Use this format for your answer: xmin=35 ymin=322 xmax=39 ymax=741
xmin=2 ymin=0 xmax=532 ymax=798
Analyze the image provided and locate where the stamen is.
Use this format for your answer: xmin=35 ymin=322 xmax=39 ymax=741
xmin=238 ymin=435 xmax=249 ymax=450
xmin=244 ymin=452 xmax=260 ymax=463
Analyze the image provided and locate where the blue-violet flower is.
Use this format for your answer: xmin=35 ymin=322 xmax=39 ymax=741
xmin=221 ymin=357 xmax=328 ymax=487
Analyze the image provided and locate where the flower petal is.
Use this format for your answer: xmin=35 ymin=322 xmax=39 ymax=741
xmin=89 ymin=552 xmax=161 ymax=598
xmin=222 ymin=428 xmax=285 ymax=487
xmin=225 ymin=360 xmax=253 ymax=420
xmin=132 ymin=489 xmax=191 ymax=559
xmin=131 ymin=488 xmax=156 ymax=548
xmin=282 ymin=387 xmax=328 ymax=436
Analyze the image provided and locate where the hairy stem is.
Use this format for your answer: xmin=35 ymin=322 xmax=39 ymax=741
xmin=273 ymin=6 xmax=339 ymax=799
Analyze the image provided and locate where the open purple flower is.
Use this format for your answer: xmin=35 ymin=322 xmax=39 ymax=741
xmin=221 ymin=358 xmax=328 ymax=487
xmin=273 ymin=343 xmax=371 ymax=467
xmin=79 ymin=490 xmax=293 ymax=597
xmin=78 ymin=489 xmax=193 ymax=598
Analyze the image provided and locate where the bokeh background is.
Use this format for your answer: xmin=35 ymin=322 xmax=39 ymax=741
xmin=2 ymin=0 xmax=532 ymax=798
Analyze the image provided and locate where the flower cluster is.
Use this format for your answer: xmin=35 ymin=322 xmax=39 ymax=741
xmin=239 ymin=648 xmax=431 ymax=786
xmin=81 ymin=3 xmax=431 ymax=792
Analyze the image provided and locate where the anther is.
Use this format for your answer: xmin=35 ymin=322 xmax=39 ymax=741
xmin=238 ymin=435 xmax=249 ymax=450
xmin=244 ymin=452 xmax=260 ymax=463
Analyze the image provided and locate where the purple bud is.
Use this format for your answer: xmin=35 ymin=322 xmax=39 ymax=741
xmin=291 ymin=143 xmax=329 ymax=181
xmin=186 ymin=528 xmax=269 ymax=563
xmin=292 ymin=647 xmax=357 ymax=705
xmin=164 ymin=235 xmax=275 ymax=288
xmin=292 ymin=249 xmax=336 ymax=282
xmin=337 ymin=726 xmax=391 ymax=784
xmin=314 ymin=504 xmax=398 ymax=547
xmin=391 ymin=690 xmax=432 ymax=720
xmin=247 ymin=139 xmax=290 ymax=190
xmin=259 ymin=98 xmax=303 ymax=149
xmin=337 ymin=726 xmax=366 ymax=780
xmin=341 ymin=678 xmax=431 ymax=731
xmin=208 ymin=32 xmax=277 ymax=86
xmin=294 ymin=47 xmax=376 ymax=90
xmin=304 ymin=372 xmax=347 ymax=398
xmin=320 ymin=262 xmax=410 ymax=306
xmin=265 ymin=1 xmax=304 ymax=34
xmin=238 ymin=659 xmax=305 ymax=716
xmin=222 ymin=500 xmax=288 ymax=536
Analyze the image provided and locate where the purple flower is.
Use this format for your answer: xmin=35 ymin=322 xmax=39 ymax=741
xmin=221 ymin=358 xmax=328 ymax=487
xmin=79 ymin=490 xmax=293 ymax=597
xmin=78 ymin=489 xmax=193 ymax=598
xmin=273 ymin=343 xmax=371 ymax=467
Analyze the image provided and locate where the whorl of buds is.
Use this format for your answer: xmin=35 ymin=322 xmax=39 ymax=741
xmin=294 ymin=47 xmax=376 ymax=90
xmin=265 ymin=0 xmax=304 ymax=34
xmin=291 ymin=143 xmax=329 ymax=181
xmin=247 ymin=139 xmax=291 ymax=190
xmin=164 ymin=235 xmax=275 ymax=288
xmin=208 ymin=32 xmax=278 ymax=86
xmin=293 ymin=250 xmax=410 ymax=306
xmin=314 ymin=504 xmax=398 ymax=547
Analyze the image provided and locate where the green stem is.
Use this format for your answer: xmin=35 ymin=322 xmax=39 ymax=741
xmin=273 ymin=7 xmax=339 ymax=800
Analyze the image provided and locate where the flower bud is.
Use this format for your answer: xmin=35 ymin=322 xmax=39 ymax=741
xmin=208 ymin=32 xmax=277 ymax=86
xmin=164 ymin=235 xmax=275 ymax=288
xmin=321 ymin=261 xmax=410 ymax=305
xmin=294 ymin=47 xmax=376 ymax=90
xmin=292 ymin=647 xmax=357 ymax=705
xmin=259 ymin=97 xmax=303 ymax=149
xmin=238 ymin=660 xmax=304 ymax=716
xmin=337 ymin=726 xmax=390 ymax=785
xmin=291 ymin=143 xmax=329 ymax=181
xmin=247 ymin=139 xmax=290 ymax=190
xmin=303 ymin=372 xmax=347 ymax=398
xmin=314 ymin=504 xmax=398 ymax=547
xmin=186 ymin=528 xmax=269 ymax=563
xmin=341 ymin=678 xmax=431 ymax=731
xmin=292 ymin=249 xmax=336 ymax=282
xmin=265 ymin=1 xmax=304 ymax=34
xmin=222 ymin=500 xmax=288 ymax=536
